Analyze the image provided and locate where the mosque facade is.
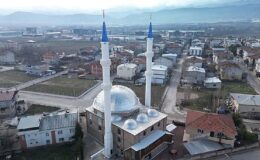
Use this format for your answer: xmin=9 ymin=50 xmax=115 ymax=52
xmin=85 ymin=18 xmax=173 ymax=160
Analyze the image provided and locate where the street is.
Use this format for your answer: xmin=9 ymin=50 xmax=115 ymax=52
xmin=161 ymin=54 xmax=187 ymax=123
xmin=18 ymin=82 xmax=102 ymax=112
xmin=213 ymin=147 xmax=260 ymax=160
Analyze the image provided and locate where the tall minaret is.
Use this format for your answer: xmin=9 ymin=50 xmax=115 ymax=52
xmin=100 ymin=12 xmax=113 ymax=158
xmin=145 ymin=22 xmax=153 ymax=108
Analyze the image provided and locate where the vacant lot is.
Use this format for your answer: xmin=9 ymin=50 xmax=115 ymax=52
xmin=0 ymin=70 xmax=35 ymax=88
xmin=24 ymin=104 xmax=60 ymax=116
xmin=179 ymin=81 xmax=257 ymax=112
xmin=113 ymin=82 xmax=166 ymax=108
xmin=13 ymin=143 xmax=78 ymax=160
xmin=23 ymin=75 xmax=98 ymax=97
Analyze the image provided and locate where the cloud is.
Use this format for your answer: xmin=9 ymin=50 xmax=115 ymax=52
xmin=0 ymin=0 xmax=241 ymax=13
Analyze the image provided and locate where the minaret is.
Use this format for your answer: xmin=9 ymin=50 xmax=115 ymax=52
xmin=145 ymin=22 xmax=153 ymax=108
xmin=100 ymin=12 xmax=113 ymax=158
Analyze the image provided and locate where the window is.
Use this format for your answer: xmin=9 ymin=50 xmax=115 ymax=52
xmin=46 ymin=133 xmax=49 ymax=136
xmin=70 ymin=129 xmax=74 ymax=134
xmin=89 ymin=119 xmax=92 ymax=125
xmin=158 ymin=122 xmax=161 ymax=127
xmin=210 ymin=131 xmax=215 ymax=137
xmin=117 ymin=128 xmax=121 ymax=135
xmin=197 ymin=129 xmax=204 ymax=134
xmin=117 ymin=137 xmax=121 ymax=143
xmin=58 ymin=130 xmax=63 ymax=135
xmin=46 ymin=140 xmax=50 ymax=144
xmin=98 ymin=125 xmax=102 ymax=131
xmin=143 ymin=131 xmax=146 ymax=136
xmin=217 ymin=132 xmax=224 ymax=137
xmin=59 ymin=138 xmax=64 ymax=142
xmin=151 ymin=126 xmax=154 ymax=131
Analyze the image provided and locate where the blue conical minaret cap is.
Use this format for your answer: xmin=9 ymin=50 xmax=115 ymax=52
xmin=147 ymin=22 xmax=153 ymax=38
xmin=102 ymin=21 xmax=108 ymax=42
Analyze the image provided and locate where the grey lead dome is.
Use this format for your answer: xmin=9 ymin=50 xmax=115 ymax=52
xmin=93 ymin=85 xmax=140 ymax=114
xmin=124 ymin=119 xmax=138 ymax=130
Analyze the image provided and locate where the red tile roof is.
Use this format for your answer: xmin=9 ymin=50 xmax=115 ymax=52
xmin=186 ymin=110 xmax=237 ymax=137
xmin=0 ymin=91 xmax=17 ymax=101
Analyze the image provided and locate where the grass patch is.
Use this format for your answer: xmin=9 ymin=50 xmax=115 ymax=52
xmin=181 ymin=81 xmax=257 ymax=112
xmin=13 ymin=143 xmax=79 ymax=160
xmin=24 ymin=104 xmax=60 ymax=115
xmin=23 ymin=75 xmax=98 ymax=97
xmin=0 ymin=70 xmax=35 ymax=88
xmin=113 ymin=82 xmax=166 ymax=107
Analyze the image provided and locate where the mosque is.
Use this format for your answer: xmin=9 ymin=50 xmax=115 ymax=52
xmin=86 ymin=17 xmax=173 ymax=160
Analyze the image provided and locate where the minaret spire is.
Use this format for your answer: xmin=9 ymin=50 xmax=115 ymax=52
xmin=100 ymin=10 xmax=113 ymax=158
xmin=145 ymin=19 xmax=154 ymax=108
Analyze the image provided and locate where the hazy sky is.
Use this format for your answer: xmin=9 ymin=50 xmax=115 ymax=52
xmin=0 ymin=0 xmax=240 ymax=14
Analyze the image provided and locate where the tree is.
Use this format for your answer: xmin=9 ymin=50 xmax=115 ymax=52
xmin=73 ymin=123 xmax=84 ymax=160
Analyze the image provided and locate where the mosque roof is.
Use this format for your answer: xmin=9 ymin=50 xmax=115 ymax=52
xmin=93 ymin=85 xmax=140 ymax=114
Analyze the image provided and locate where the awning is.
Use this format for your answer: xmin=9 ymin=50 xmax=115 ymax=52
xmin=184 ymin=138 xmax=232 ymax=156
xmin=131 ymin=130 xmax=167 ymax=151
xmin=166 ymin=124 xmax=176 ymax=132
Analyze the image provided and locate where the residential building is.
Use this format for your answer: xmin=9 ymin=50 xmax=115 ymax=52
xmin=117 ymin=63 xmax=137 ymax=80
xmin=230 ymin=93 xmax=260 ymax=118
xmin=152 ymin=65 xmax=168 ymax=84
xmin=189 ymin=46 xmax=203 ymax=56
xmin=0 ymin=91 xmax=18 ymax=117
xmin=204 ymin=77 xmax=222 ymax=89
xmin=154 ymin=57 xmax=174 ymax=68
xmin=213 ymin=51 xmax=233 ymax=64
xmin=162 ymin=54 xmax=177 ymax=64
xmin=218 ymin=61 xmax=243 ymax=81
xmin=0 ymin=50 xmax=15 ymax=64
xmin=26 ymin=63 xmax=49 ymax=76
xmin=17 ymin=109 xmax=78 ymax=149
xmin=42 ymin=52 xmax=59 ymax=64
xmin=185 ymin=56 xmax=204 ymax=68
xmin=184 ymin=110 xmax=237 ymax=147
xmin=183 ymin=66 xmax=206 ymax=84
xmin=132 ymin=57 xmax=146 ymax=73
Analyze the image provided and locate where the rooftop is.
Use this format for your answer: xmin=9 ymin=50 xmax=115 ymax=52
xmin=152 ymin=65 xmax=168 ymax=71
xmin=204 ymin=77 xmax=221 ymax=83
xmin=187 ymin=66 xmax=205 ymax=73
xmin=0 ymin=91 xmax=17 ymax=102
xmin=184 ymin=138 xmax=232 ymax=156
xmin=230 ymin=93 xmax=260 ymax=106
xmin=117 ymin=63 xmax=137 ymax=69
xmin=186 ymin=110 xmax=237 ymax=137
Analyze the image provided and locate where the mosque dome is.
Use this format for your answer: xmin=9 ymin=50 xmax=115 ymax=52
xmin=124 ymin=119 xmax=138 ymax=130
xmin=136 ymin=113 xmax=149 ymax=123
xmin=93 ymin=85 xmax=140 ymax=114
xmin=147 ymin=109 xmax=159 ymax=117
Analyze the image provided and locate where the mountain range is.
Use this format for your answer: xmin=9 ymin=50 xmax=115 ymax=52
xmin=0 ymin=2 xmax=260 ymax=26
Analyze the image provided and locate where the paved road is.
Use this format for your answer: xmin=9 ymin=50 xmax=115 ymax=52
xmin=161 ymin=55 xmax=187 ymax=123
xmin=18 ymin=81 xmax=102 ymax=113
xmin=238 ymin=62 xmax=260 ymax=94
xmin=8 ymin=70 xmax=68 ymax=91
xmin=214 ymin=147 xmax=260 ymax=160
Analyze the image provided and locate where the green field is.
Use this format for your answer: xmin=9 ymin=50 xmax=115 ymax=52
xmin=0 ymin=70 xmax=36 ymax=88
xmin=13 ymin=143 xmax=79 ymax=160
xmin=113 ymin=82 xmax=166 ymax=108
xmin=180 ymin=81 xmax=257 ymax=111
xmin=24 ymin=104 xmax=60 ymax=116
xmin=23 ymin=75 xmax=98 ymax=97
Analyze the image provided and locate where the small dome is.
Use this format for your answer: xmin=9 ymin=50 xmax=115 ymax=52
xmin=136 ymin=113 xmax=149 ymax=123
xmin=124 ymin=119 xmax=138 ymax=130
xmin=147 ymin=109 xmax=159 ymax=117
xmin=111 ymin=115 xmax=122 ymax=122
